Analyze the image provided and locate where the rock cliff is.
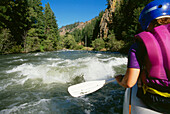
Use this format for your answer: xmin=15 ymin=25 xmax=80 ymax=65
xmin=99 ymin=0 xmax=118 ymax=38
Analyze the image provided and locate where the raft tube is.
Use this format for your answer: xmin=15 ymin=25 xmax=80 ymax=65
xmin=123 ymin=84 xmax=162 ymax=114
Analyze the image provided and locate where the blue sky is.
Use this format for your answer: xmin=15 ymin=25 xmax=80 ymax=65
xmin=41 ymin=0 xmax=107 ymax=28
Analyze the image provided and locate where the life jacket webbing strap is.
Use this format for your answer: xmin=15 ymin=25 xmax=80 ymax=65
xmin=142 ymin=84 xmax=170 ymax=97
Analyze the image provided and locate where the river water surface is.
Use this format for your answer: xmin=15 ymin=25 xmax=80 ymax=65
xmin=0 ymin=50 xmax=127 ymax=114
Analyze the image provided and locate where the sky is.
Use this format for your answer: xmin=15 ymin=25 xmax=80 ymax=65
xmin=41 ymin=0 xmax=107 ymax=28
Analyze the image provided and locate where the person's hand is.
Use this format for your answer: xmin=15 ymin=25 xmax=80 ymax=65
xmin=115 ymin=74 xmax=123 ymax=83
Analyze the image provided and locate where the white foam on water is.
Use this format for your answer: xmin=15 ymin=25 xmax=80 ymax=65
xmin=5 ymin=55 xmax=127 ymax=84
xmin=0 ymin=82 xmax=12 ymax=91
xmin=96 ymin=53 xmax=102 ymax=57
xmin=0 ymin=99 xmax=50 ymax=114
xmin=34 ymin=52 xmax=45 ymax=56
xmin=46 ymin=58 xmax=61 ymax=61
xmin=6 ymin=63 xmax=33 ymax=74
xmin=13 ymin=59 xmax=27 ymax=62
xmin=85 ymin=109 xmax=91 ymax=114
xmin=0 ymin=103 xmax=28 ymax=114
xmin=77 ymin=57 xmax=114 ymax=81
xmin=64 ymin=96 xmax=93 ymax=114
xmin=76 ymin=56 xmax=127 ymax=81
xmin=109 ymin=57 xmax=127 ymax=66
xmin=6 ymin=59 xmax=27 ymax=64
xmin=6 ymin=62 xmax=73 ymax=84
xmin=99 ymin=56 xmax=116 ymax=62
xmin=13 ymin=56 xmax=20 ymax=59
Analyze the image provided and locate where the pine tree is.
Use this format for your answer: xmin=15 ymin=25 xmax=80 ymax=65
xmin=29 ymin=0 xmax=45 ymax=39
xmin=44 ymin=2 xmax=59 ymax=50
xmin=0 ymin=0 xmax=29 ymax=53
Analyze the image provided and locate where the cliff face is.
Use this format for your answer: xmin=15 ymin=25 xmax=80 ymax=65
xmin=99 ymin=0 xmax=118 ymax=38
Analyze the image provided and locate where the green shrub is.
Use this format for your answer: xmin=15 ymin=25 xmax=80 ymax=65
xmin=24 ymin=36 xmax=41 ymax=52
xmin=75 ymin=45 xmax=84 ymax=50
xmin=10 ymin=45 xmax=22 ymax=53
xmin=40 ymin=45 xmax=44 ymax=52
xmin=92 ymin=38 xmax=105 ymax=51
xmin=107 ymin=33 xmax=124 ymax=52
xmin=42 ymin=39 xmax=54 ymax=51
xmin=0 ymin=29 xmax=13 ymax=53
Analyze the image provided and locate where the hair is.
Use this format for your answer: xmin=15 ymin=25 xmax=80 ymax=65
xmin=147 ymin=17 xmax=170 ymax=31
xmin=157 ymin=17 xmax=170 ymax=25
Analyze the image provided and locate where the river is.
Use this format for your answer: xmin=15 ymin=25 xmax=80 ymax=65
xmin=0 ymin=50 xmax=127 ymax=114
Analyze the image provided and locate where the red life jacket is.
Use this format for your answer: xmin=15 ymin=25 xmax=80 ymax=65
xmin=135 ymin=24 xmax=170 ymax=92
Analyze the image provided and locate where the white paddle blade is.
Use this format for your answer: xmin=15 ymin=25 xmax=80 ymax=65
xmin=68 ymin=80 xmax=106 ymax=97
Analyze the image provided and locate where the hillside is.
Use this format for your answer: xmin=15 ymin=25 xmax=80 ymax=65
xmin=59 ymin=19 xmax=94 ymax=36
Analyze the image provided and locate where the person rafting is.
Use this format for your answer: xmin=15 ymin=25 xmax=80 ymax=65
xmin=115 ymin=0 xmax=170 ymax=113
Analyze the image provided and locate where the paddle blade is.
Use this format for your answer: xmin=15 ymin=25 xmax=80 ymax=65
xmin=68 ymin=80 xmax=106 ymax=97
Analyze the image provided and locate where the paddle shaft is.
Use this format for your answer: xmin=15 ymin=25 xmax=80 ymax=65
xmin=105 ymin=78 xmax=116 ymax=85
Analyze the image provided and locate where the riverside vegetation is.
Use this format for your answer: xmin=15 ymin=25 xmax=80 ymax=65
xmin=0 ymin=0 xmax=153 ymax=54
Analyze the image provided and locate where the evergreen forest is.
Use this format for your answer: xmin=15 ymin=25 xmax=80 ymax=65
xmin=0 ymin=0 xmax=153 ymax=54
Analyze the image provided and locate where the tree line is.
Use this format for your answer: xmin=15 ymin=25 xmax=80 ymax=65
xmin=0 ymin=0 xmax=59 ymax=54
xmin=0 ymin=0 xmax=153 ymax=54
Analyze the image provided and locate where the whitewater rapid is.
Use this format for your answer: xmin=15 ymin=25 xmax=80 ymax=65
xmin=0 ymin=50 xmax=127 ymax=114
xmin=4 ymin=51 xmax=127 ymax=85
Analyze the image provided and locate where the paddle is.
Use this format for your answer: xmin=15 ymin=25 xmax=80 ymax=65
xmin=68 ymin=78 xmax=116 ymax=97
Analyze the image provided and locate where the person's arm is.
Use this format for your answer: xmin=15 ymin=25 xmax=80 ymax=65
xmin=115 ymin=68 xmax=140 ymax=88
